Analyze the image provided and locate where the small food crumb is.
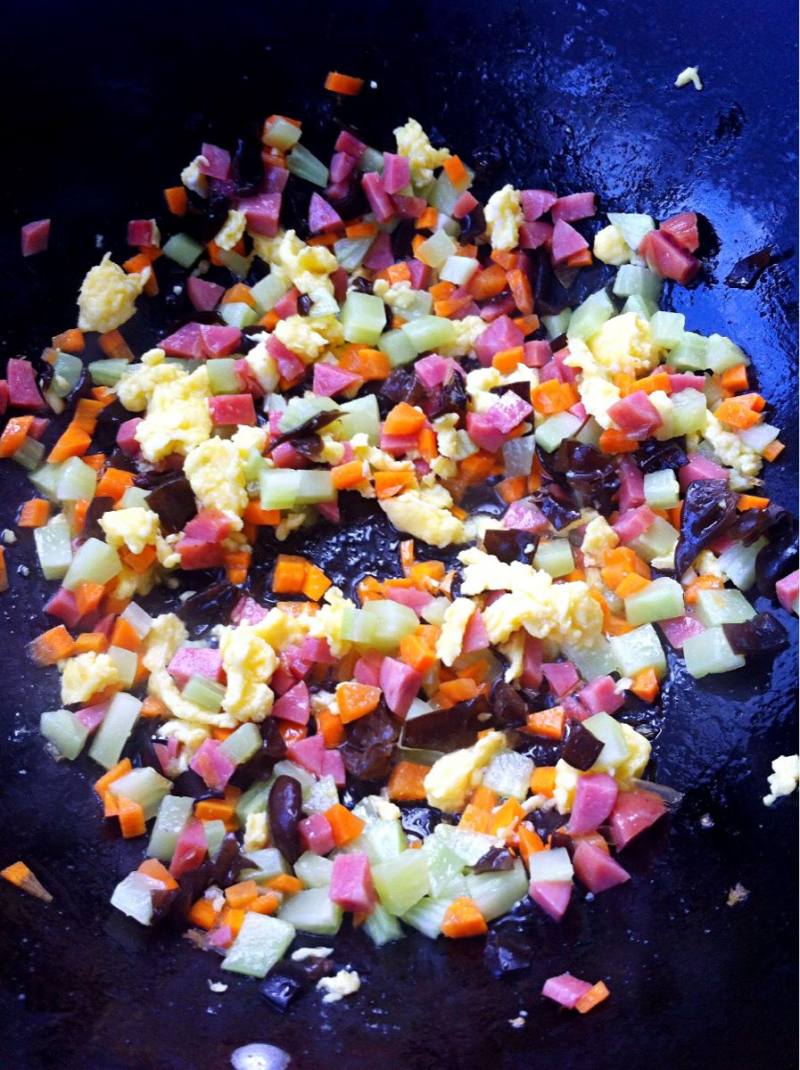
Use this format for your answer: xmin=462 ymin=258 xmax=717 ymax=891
xmin=208 ymin=980 xmax=228 ymax=993
xmin=763 ymin=754 xmax=800 ymax=806
xmin=17 ymin=564 xmax=29 ymax=577
xmin=674 ymin=66 xmax=703 ymax=91
xmin=726 ymin=883 xmax=750 ymax=907
xmin=2 ymin=529 xmax=17 ymax=544
xmin=317 ymin=968 xmax=361 ymax=1004
xmin=291 ymin=946 xmax=333 ymax=962
xmin=508 ymin=1012 xmax=527 ymax=1029
xmin=699 ymin=813 xmax=715 ymax=829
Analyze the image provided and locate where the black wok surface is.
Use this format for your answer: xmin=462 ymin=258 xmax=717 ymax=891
xmin=0 ymin=2 xmax=797 ymax=1068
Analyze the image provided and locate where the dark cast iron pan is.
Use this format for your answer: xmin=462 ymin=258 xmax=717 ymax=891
xmin=0 ymin=1 xmax=797 ymax=1068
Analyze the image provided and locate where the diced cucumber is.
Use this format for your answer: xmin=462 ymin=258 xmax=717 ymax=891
xmin=416 ymin=230 xmax=457 ymax=269
xmin=529 ymin=846 xmax=574 ymax=883
xmin=235 ymin=780 xmax=274 ymax=825
xmin=333 ymin=393 xmax=380 ymax=444
xmin=272 ymin=760 xmax=318 ymax=800
xmin=89 ymin=359 xmax=130 ymax=387
xmin=643 ymin=469 xmax=680 ymax=510
xmin=341 ymin=292 xmax=387 ymax=346
xmin=401 ymin=315 xmax=456 ymax=354
xmin=622 ymin=294 xmax=658 ymax=319
xmin=481 ymin=751 xmax=534 ymax=801
xmin=563 ymin=637 xmax=618 ymax=680
xmin=359 ymin=146 xmax=385 ymax=173
xmin=431 ymin=823 xmax=494 ymax=867
xmin=260 ymin=468 xmax=302 ymax=510
xmin=63 ymin=537 xmax=121 ymax=590
xmin=363 ymin=902 xmax=404 ymax=946
xmin=359 ymin=819 xmax=408 ymax=865
xmin=51 ymin=351 xmax=84 ymax=397
xmin=203 ymin=819 xmax=227 ymax=858
xmin=625 ymin=577 xmax=685 ymax=626
xmin=466 ymin=859 xmax=528 ymax=921
xmin=206 ymin=359 xmax=240 ymax=396
xmin=334 ymin=237 xmax=373 ymax=272
xmin=242 ymin=847 xmax=289 ymax=882
xmin=360 ymin=598 xmax=419 ymax=651
xmin=222 ymin=913 xmax=296 ymax=978
xmin=182 ymin=675 xmax=225 ymax=713
xmin=533 ymin=539 xmax=575 ymax=578
xmin=534 ymin=411 xmax=583 ymax=452
xmin=108 ymin=644 xmax=137 ymax=688
xmin=29 ymin=462 xmax=64 ymax=502
xmin=378 ymin=328 xmax=417 ymax=367
xmin=13 ymin=437 xmax=45 ymax=471
xmin=250 ymin=271 xmax=290 ymax=313
xmin=430 ymin=170 xmax=469 ymax=214
xmin=667 ymin=332 xmax=708 ymax=371
xmin=613 ymin=264 xmax=662 ymax=302
xmin=219 ymin=301 xmax=259 ymax=329
xmin=717 ymin=536 xmax=768 ymax=591
xmin=111 ymin=871 xmax=163 ymax=926
xmin=567 ymin=289 xmax=616 ymax=342
xmin=581 ymin=712 xmax=630 ymax=771
xmin=293 ymin=852 xmax=334 ymax=888
xmin=670 ymin=388 xmax=708 ymax=436
xmin=650 ymin=310 xmax=686 ymax=349
xmin=287 ymin=144 xmax=329 ymax=187
xmin=542 ymin=309 xmax=572 ymax=339
xmin=609 ymin=623 xmax=667 ymax=678
xmin=163 ymin=233 xmax=204 ymax=269
xmin=120 ymin=601 xmax=153 ymax=639
xmin=606 ymin=212 xmax=655 ymax=251
xmin=34 ymin=513 xmax=72 ymax=580
xmin=147 ymin=796 xmax=194 ymax=861
xmin=120 ymin=487 xmax=150 ymax=509
xmin=705 ymin=334 xmax=748 ymax=374
xmin=630 ymin=515 xmax=679 ymax=563
xmin=372 ymin=850 xmax=430 ymax=916
xmin=739 ymin=423 xmax=779 ymax=454
xmin=218 ymin=722 xmax=262 ymax=765
xmin=440 ymin=256 xmax=479 ymax=287
xmin=683 ymin=626 xmax=745 ymax=678
xmin=303 ymin=775 xmax=339 ymax=816
xmin=294 ymin=470 xmax=335 ymax=506
xmin=401 ymin=896 xmax=449 ymax=939
xmin=277 ymin=887 xmax=343 ymax=935
xmin=422 ymin=837 xmax=469 ymax=900
xmin=263 ymin=116 xmax=302 ymax=151
xmin=88 ymin=692 xmax=141 ymax=770
xmin=108 ymin=766 xmax=172 ymax=820
xmin=694 ymin=588 xmax=756 ymax=628
xmin=40 ymin=709 xmax=90 ymax=760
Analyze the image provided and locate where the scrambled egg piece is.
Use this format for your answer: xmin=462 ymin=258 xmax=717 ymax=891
xmin=61 ymin=652 xmax=121 ymax=706
xmin=135 ymin=365 xmax=212 ymax=462
xmin=253 ymin=229 xmax=338 ymax=296
xmin=380 ymin=485 xmax=466 ymax=548
xmin=78 ymin=253 xmax=145 ymax=334
xmin=218 ymin=624 xmax=278 ymax=723
xmin=763 ymin=754 xmax=800 ymax=806
xmin=244 ymin=812 xmax=268 ymax=852
xmin=498 ymin=632 xmax=525 ymax=683
xmin=231 ymin=424 xmax=268 ymax=460
xmin=117 ymin=349 xmax=177 ymax=410
xmin=393 ymin=117 xmax=451 ymax=188
xmin=438 ymin=315 xmax=487 ymax=358
xmin=434 ymin=414 xmax=478 ymax=462
xmin=675 ymin=66 xmax=703 ymax=91
xmin=274 ymin=316 xmax=329 ymax=362
xmin=436 ymin=597 xmax=476 ymax=667
xmin=181 ymin=155 xmax=208 ymax=197
xmin=307 ymin=587 xmax=354 ymax=658
xmin=184 ymin=438 xmax=249 ymax=529
xmin=159 ymin=718 xmax=211 ymax=771
xmin=214 ymin=209 xmax=247 ymax=251
xmin=424 ymin=731 xmax=506 ymax=812
xmin=578 ymin=374 xmax=622 ymax=430
xmin=593 ymin=224 xmax=632 ymax=265
xmin=485 ymin=185 xmax=523 ymax=251
xmin=317 ymin=969 xmax=361 ymax=1004
xmin=99 ymin=507 xmax=160 ymax=556
xmin=580 ymin=516 xmax=619 ymax=564
xmin=702 ymin=412 xmax=762 ymax=490
xmin=243 ymin=338 xmax=280 ymax=394
xmin=458 ymin=548 xmax=604 ymax=648
xmin=373 ymin=280 xmax=419 ymax=312
xmin=588 ymin=313 xmax=658 ymax=377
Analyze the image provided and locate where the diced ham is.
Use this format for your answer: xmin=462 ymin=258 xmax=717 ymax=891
xmin=466 ymin=411 xmax=506 ymax=453
xmin=206 ymin=925 xmax=233 ymax=949
xmin=21 ymin=219 xmax=51 ymax=257
xmin=521 ymin=634 xmax=544 ymax=689
xmin=208 ymin=393 xmax=257 ymax=426
xmin=618 ymin=457 xmax=645 ymax=512
xmin=776 ymin=570 xmax=800 ymax=615
xmin=74 ymin=701 xmax=110 ymax=732
xmin=161 ymin=322 xmax=205 ymax=359
xmin=392 ymin=194 xmax=428 ymax=220
xmin=380 ymin=431 xmax=421 ymax=456
xmin=609 ymin=789 xmax=667 ymax=851
xmin=184 ymin=510 xmax=233 ymax=543
xmin=6 ymin=358 xmax=45 ymax=409
xmin=551 ymin=219 xmax=589 ymax=264
xmin=474 ymin=315 xmax=524 ymax=366
xmin=361 ymin=172 xmax=394 ymax=223
xmin=273 ymin=681 xmax=311 ymax=725
xmin=384 ymin=586 xmax=433 ymax=613
xmin=542 ymin=973 xmax=593 ymax=1009
xmin=190 ymin=739 xmax=236 ymax=792
xmin=639 ymin=229 xmax=700 ymax=285
xmin=363 ymin=232 xmax=394 ymax=271
xmin=127 ymin=219 xmax=158 ymax=246
xmin=45 ymin=587 xmax=82 ymax=628
xmin=169 ymin=818 xmax=207 ymax=877
xmin=608 ymin=390 xmax=662 ymax=438
xmin=551 ymin=192 xmax=596 ymax=223
xmin=567 ymin=773 xmax=619 ymax=835
xmin=659 ymin=615 xmax=705 ymax=649
xmin=272 ymin=442 xmax=310 ymax=468
xmin=577 ymin=676 xmax=624 ymax=715
xmin=518 ymin=221 xmax=553 ymax=250
xmin=334 ymin=130 xmax=366 ymax=157
xmin=322 ymin=749 xmax=346 ymax=787
xmin=613 ymin=505 xmax=656 ymax=544
xmin=200 ymin=324 xmax=241 ymax=358
xmin=280 ymin=644 xmax=313 ymax=681
xmin=660 ymin=212 xmax=700 ymax=253
xmin=520 ymin=189 xmax=558 ymax=221
xmin=237 ymin=191 xmax=282 ymax=237
xmin=317 ymin=500 xmax=341 ymax=524
xmin=354 ymin=653 xmax=384 ymax=687
xmin=480 ymin=293 xmax=517 ymax=322
xmin=267 ymin=334 xmax=305 ymax=380
xmin=187 ymin=276 xmax=225 ymax=311
xmin=542 ymin=661 xmax=580 ymax=698
xmin=263 ymin=163 xmax=289 ymax=193
xmin=563 ymin=695 xmax=591 ymax=722
xmin=167 ymin=646 xmax=224 ymax=688
xmin=198 ymin=143 xmax=231 ymax=180
xmin=0 ymin=381 xmax=8 ymax=416
xmin=382 ymin=153 xmax=411 ymax=195
xmin=116 ymin=418 xmax=142 ymax=457
xmin=407 ymin=259 xmax=432 ymax=290
xmin=330 ymin=151 xmax=357 ymax=184
xmin=668 ymin=372 xmax=706 ymax=392
xmin=553 ymin=350 xmax=577 ymax=384
xmin=179 ymin=510 xmax=232 ymax=568
xmin=299 ymin=812 xmax=336 ymax=855
xmin=461 ymin=608 xmax=490 ymax=655
xmin=271 ymin=666 xmax=295 ymax=696
xmin=523 ymin=340 xmax=552 ymax=367
xmin=286 ymin=732 xmax=326 ymax=776
xmin=308 ymin=193 xmax=343 ymax=234
xmin=572 ymin=840 xmax=630 ymax=893
xmin=484 ymin=391 xmax=533 ymax=435
xmin=299 ymin=637 xmax=337 ymax=665
xmin=452 ymin=191 xmax=479 ymax=219
xmin=329 ymin=852 xmax=377 ymax=915
xmin=529 ymin=880 xmax=573 ymax=921
xmin=503 ymin=498 xmax=550 ymax=534
xmin=678 ymin=454 xmax=728 ymax=490
xmin=379 ymin=657 xmax=422 ymax=719
xmin=415 ymin=355 xmax=458 ymax=390
xmin=231 ymin=595 xmax=269 ymax=625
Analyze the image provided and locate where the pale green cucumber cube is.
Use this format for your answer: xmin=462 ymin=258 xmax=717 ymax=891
xmin=625 ymin=577 xmax=685 ymax=626
xmin=609 ymin=624 xmax=667 ymax=678
xmin=278 ymin=887 xmax=343 ymax=935
xmin=40 ymin=709 xmax=90 ymax=760
xmin=683 ymin=626 xmax=745 ymax=678
xmin=643 ymin=468 xmax=680 ymax=509
xmin=341 ymin=292 xmax=387 ymax=345
xmin=88 ymin=693 xmax=141 ymax=770
xmin=466 ymin=859 xmax=528 ymax=921
xmin=534 ymin=539 xmax=575 ymax=578
xmin=401 ymin=315 xmax=456 ymax=354
xmin=372 ymin=850 xmax=430 ymax=916
xmin=222 ymin=913 xmax=296 ymax=978
xmin=694 ymin=588 xmax=756 ymax=628
xmin=63 ymin=537 xmax=121 ymax=590
xmin=148 ymin=796 xmax=194 ymax=861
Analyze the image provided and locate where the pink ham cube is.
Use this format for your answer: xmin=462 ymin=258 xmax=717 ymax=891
xmin=308 ymin=193 xmax=343 ymax=233
xmin=529 ymin=879 xmax=573 ymax=921
xmin=167 ymin=647 xmax=224 ymax=689
xmin=518 ymin=221 xmax=553 ymax=250
xmin=198 ymin=143 xmax=231 ymax=180
xmin=382 ymin=153 xmax=411 ymax=195
xmin=542 ymin=972 xmax=593 ymax=1009
xmin=461 ymin=608 xmax=490 ymax=655
xmin=207 ymin=394 xmax=256 ymax=426
xmin=272 ymin=681 xmax=311 ymax=725
xmin=238 ymin=192 xmax=282 ymax=237
xmin=659 ymin=212 xmax=700 ymax=253
xmin=187 ymin=276 xmax=224 ymax=311
xmin=190 ymin=740 xmax=236 ymax=793
xmin=521 ymin=635 xmax=544 ymax=689
xmin=572 ymin=840 xmax=630 ymax=893
xmin=287 ymin=732 xmax=326 ymax=776
xmin=299 ymin=813 xmax=336 ymax=855
xmin=542 ymin=661 xmax=580 ymax=698
xmin=21 ymin=219 xmax=51 ymax=257
xmin=520 ymin=189 xmax=558 ymax=221
xmin=609 ymin=789 xmax=666 ymax=851
xmin=361 ymin=172 xmax=394 ymax=223
xmin=474 ymin=314 xmax=523 ymax=365
xmin=329 ymin=852 xmax=376 ymax=914
xmin=608 ymin=390 xmax=662 ymax=439
xmin=551 ymin=219 xmax=589 ymax=264
xmin=169 ymin=818 xmax=208 ymax=877
xmin=161 ymin=322 xmax=205 ymax=359
xmin=776 ymin=570 xmax=800 ymax=615
xmin=639 ymin=229 xmax=700 ymax=285
xmin=116 ymin=417 xmax=142 ymax=457
xmin=577 ymin=676 xmax=624 ymax=716
xmin=613 ymin=505 xmax=656 ymax=544
xmin=200 ymin=324 xmax=241 ymax=358
xmin=379 ymin=657 xmax=422 ymax=719
xmin=383 ymin=586 xmax=433 ymax=613
xmin=354 ymin=653 xmax=384 ymax=687
xmin=322 ymin=749 xmax=346 ymax=787
xmin=550 ymin=192 xmax=596 ymax=223
xmin=6 ymin=358 xmax=45 ymax=409
xmin=567 ymin=773 xmax=619 ymax=835
xmin=313 ymin=363 xmax=361 ymax=398
xmin=618 ymin=457 xmax=645 ymax=512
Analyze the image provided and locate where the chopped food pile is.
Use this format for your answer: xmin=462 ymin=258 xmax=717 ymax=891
xmin=4 ymin=71 xmax=798 ymax=1011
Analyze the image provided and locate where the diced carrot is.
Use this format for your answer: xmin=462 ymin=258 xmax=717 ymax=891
xmin=195 ymin=798 xmax=237 ymax=825
xmin=634 ymin=371 xmax=672 ymax=396
xmin=471 ymin=785 xmax=499 ymax=811
xmin=225 ymin=879 xmax=259 ymax=909
xmin=467 ymin=263 xmax=508 ymax=300
xmin=565 ymin=247 xmax=593 ymax=268
xmin=387 ymin=760 xmax=429 ymax=802
xmin=0 ymin=861 xmax=53 ymax=903
xmin=615 ymin=573 xmax=651 ymax=599
xmin=345 ymin=221 xmax=379 ymax=240
xmin=506 ymin=268 xmax=534 ymax=315
xmin=492 ymin=345 xmax=525 ymax=374
xmin=408 ymin=559 xmax=445 ymax=588
xmin=530 ymin=379 xmax=578 ymax=415
xmin=575 ymin=980 xmax=611 ymax=1014
xmin=497 ymin=475 xmax=528 ymax=503
xmin=415 ymin=206 xmax=438 ymax=231
xmin=302 ymin=563 xmax=332 ymax=601
xmin=684 ymin=574 xmax=724 ymax=605
xmin=224 ymin=550 xmax=251 ymax=586
xmin=443 ymin=155 xmax=468 ymax=186
xmin=458 ymin=803 xmax=492 ymax=833
xmin=324 ymin=70 xmax=364 ymax=95
xmin=525 ymin=706 xmax=566 ymax=741
xmin=530 ymin=766 xmax=557 ymax=796
xmin=384 ymin=261 xmax=412 ymax=286
xmin=383 ymin=402 xmax=426 ymax=437
xmin=337 ymin=682 xmax=382 ymax=724
xmin=490 ymin=249 xmax=518 ymax=270
xmin=720 ymin=364 xmax=749 ymax=393
xmin=0 ymin=415 xmax=34 ymax=458
xmin=598 ymin=428 xmax=640 ymax=454
xmin=324 ymin=803 xmax=365 ymax=846
xmin=221 ymin=907 xmax=246 ymax=938
xmin=631 ymin=668 xmax=660 ymax=703
xmin=602 ymin=546 xmax=651 ymax=578
xmin=117 ymin=796 xmax=146 ymax=839
xmin=513 ymin=314 xmax=541 ymax=337
xmin=119 ymin=544 xmax=157 ymax=574
xmin=90 ymin=386 xmax=117 ymax=407
xmin=668 ymin=502 xmax=683 ymax=529
xmin=72 ymin=582 xmax=104 ymax=620
xmin=164 ymin=186 xmax=188 ymax=216
xmin=331 ymin=459 xmax=366 ymax=490
xmin=109 ymin=616 xmax=142 ymax=652
xmin=249 ymin=892 xmax=281 ymax=915
xmin=460 ymin=451 xmax=497 ymax=483
xmin=436 ymin=678 xmax=481 ymax=705
xmin=763 ymin=439 xmax=785 ymax=462
xmin=434 ymin=295 xmax=471 ymax=318
xmin=338 ymin=346 xmax=390 ymax=381
xmin=52 ymin=328 xmax=85 ymax=353
xmin=398 ymin=632 xmax=436 ymax=675
xmin=429 ymin=281 xmax=456 ymax=302
xmin=123 ymin=252 xmax=155 ymax=275
xmin=488 ymin=798 xmax=524 ymax=837
xmin=139 ymin=696 xmax=167 ymax=721
xmin=72 ymin=633 xmax=107 ymax=655
xmin=48 ymin=425 xmax=91 ymax=463
xmin=138 ymin=859 xmax=178 ymax=890
xmin=316 ymin=707 xmax=345 ymax=748
xmin=221 ymin=282 xmax=256 ymax=308
xmin=374 ymin=470 xmax=417 ymax=499
xmin=188 ymin=899 xmax=218 ymax=930
xmin=93 ymin=759 xmax=132 ymax=800
xmin=242 ymin=501 xmax=281 ymax=526
xmin=736 ymin=494 xmax=770 ymax=511
xmin=17 ymin=498 xmax=50 ymax=528
xmin=714 ymin=396 xmax=762 ymax=430
xmin=418 ymin=426 xmax=438 ymax=462
xmin=0 ymin=547 xmax=7 ymax=594
xmin=441 ymin=896 xmax=488 ymax=938
xmin=29 ymin=625 xmax=74 ymax=666
xmin=258 ymin=310 xmax=280 ymax=330
xmin=266 ymin=874 xmax=304 ymax=896
xmin=95 ymin=467 xmax=134 ymax=502
xmin=517 ymin=823 xmax=545 ymax=866
xmin=273 ymin=554 xmax=308 ymax=594
xmin=69 ymin=498 xmax=89 ymax=537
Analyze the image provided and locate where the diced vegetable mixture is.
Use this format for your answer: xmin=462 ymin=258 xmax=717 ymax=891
xmin=3 ymin=70 xmax=798 ymax=1010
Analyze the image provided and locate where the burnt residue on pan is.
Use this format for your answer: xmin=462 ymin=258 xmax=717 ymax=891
xmin=0 ymin=1 xmax=797 ymax=1069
